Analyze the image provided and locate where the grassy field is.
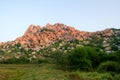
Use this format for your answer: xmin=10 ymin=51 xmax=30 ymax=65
xmin=0 ymin=64 xmax=119 ymax=80
xmin=0 ymin=64 xmax=69 ymax=80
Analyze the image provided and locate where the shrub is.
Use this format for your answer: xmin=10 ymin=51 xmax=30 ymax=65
xmin=51 ymin=50 xmax=68 ymax=65
xmin=51 ymin=46 xmax=117 ymax=71
xmin=85 ymin=47 xmax=101 ymax=68
xmin=68 ymin=47 xmax=92 ymax=71
xmin=40 ymin=28 xmax=54 ymax=32
xmin=111 ymin=45 xmax=119 ymax=51
xmin=108 ymin=50 xmax=120 ymax=63
xmin=68 ymin=47 xmax=106 ymax=71
xmin=31 ymin=58 xmax=49 ymax=64
xmin=97 ymin=61 xmax=120 ymax=73
xmin=0 ymin=57 xmax=30 ymax=64
xmin=0 ymin=50 xmax=4 ymax=54
xmin=114 ymin=74 xmax=120 ymax=80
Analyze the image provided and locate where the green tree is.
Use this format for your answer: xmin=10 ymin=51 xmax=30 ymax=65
xmin=108 ymin=50 xmax=120 ymax=63
xmin=86 ymin=47 xmax=99 ymax=68
xmin=68 ymin=47 xmax=92 ymax=71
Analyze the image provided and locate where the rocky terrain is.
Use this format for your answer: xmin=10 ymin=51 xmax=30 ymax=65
xmin=0 ymin=23 xmax=90 ymax=50
xmin=0 ymin=23 xmax=120 ymax=61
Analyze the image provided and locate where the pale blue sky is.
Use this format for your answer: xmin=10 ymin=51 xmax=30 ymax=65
xmin=0 ymin=0 xmax=120 ymax=42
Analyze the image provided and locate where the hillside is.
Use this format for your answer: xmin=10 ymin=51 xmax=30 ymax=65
xmin=0 ymin=23 xmax=120 ymax=61
xmin=0 ymin=23 xmax=90 ymax=50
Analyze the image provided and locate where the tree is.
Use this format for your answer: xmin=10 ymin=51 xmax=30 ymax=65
xmin=108 ymin=50 xmax=120 ymax=63
xmin=68 ymin=47 xmax=92 ymax=71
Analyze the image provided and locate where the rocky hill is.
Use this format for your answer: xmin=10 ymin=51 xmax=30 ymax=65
xmin=0 ymin=23 xmax=120 ymax=61
xmin=86 ymin=28 xmax=120 ymax=53
xmin=0 ymin=23 xmax=90 ymax=50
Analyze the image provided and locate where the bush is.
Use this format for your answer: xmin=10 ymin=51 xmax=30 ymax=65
xmin=68 ymin=47 xmax=107 ymax=71
xmin=51 ymin=50 xmax=68 ymax=66
xmin=0 ymin=57 xmax=30 ymax=64
xmin=108 ymin=50 xmax=120 ymax=63
xmin=31 ymin=58 xmax=49 ymax=64
xmin=40 ymin=28 xmax=54 ymax=32
xmin=85 ymin=47 xmax=101 ymax=68
xmin=97 ymin=61 xmax=120 ymax=73
xmin=51 ymin=46 xmax=119 ymax=72
xmin=68 ymin=47 xmax=92 ymax=71
xmin=114 ymin=74 xmax=120 ymax=80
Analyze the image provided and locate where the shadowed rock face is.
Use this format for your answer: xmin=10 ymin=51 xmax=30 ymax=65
xmin=24 ymin=24 xmax=41 ymax=35
xmin=14 ymin=23 xmax=90 ymax=49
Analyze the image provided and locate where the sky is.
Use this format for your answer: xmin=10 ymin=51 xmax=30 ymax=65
xmin=0 ymin=0 xmax=120 ymax=42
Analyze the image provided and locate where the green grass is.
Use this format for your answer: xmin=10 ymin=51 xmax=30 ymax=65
xmin=69 ymin=71 xmax=114 ymax=80
xmin=0 ymin=64 xmax=120 ymax=80
xmin=0 ymin=64 xmax=68 ymax=80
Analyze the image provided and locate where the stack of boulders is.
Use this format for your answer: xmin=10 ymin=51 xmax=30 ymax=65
xmin=14 ymin=23 xmax=90 ymax=50
xmin=0 ymin=23 xmax=120 ymax=52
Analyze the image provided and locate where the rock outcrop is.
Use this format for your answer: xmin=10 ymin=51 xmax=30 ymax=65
xmin=0 ymin=23 xmax=119 ymax=52
xmin=13 ymin=23 xmax=90 ymax=50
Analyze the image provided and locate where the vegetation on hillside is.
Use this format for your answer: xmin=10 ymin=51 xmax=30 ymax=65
xmin=0 ymin=28 xmax=120 ymax=80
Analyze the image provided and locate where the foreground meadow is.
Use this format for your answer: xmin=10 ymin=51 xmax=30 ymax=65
xmin=0 ymin=64 xmax=119 ymax=80
xmin=0 ymin=64 xmax=69 ymax=80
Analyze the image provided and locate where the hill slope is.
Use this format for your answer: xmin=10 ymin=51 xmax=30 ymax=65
xmin=0 ymin=23 xmax=120 ymax=60
xmin=0 ymin=23 xmax=90 ymax=50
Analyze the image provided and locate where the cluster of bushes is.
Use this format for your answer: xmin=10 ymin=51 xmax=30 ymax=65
xmin=0 ymin=57 xmax=49 ymax=64
xmin=0 ymin=44 xmax=120 ymax=74
xmin=51 ymin=46 xmax=120 ymax=74
xmin=0 ymin=57 xmax=30 ymax=64
xmin=97 ymin=61 xmax=120 ymax=74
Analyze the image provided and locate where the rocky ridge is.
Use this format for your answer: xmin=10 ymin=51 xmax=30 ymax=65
xmin=0 ymin=23 xmax=120 ymax=52
xmin=0 ymin=23 xmax=90 ymax=50
xmin=0 ymin=23 xmax=120 ymax=61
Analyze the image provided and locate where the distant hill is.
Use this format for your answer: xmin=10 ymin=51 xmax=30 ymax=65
xmin=0 ymin=23 xmax=90 ymax=50
xmin=0 ymin=23 xmax=120 ymax=61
